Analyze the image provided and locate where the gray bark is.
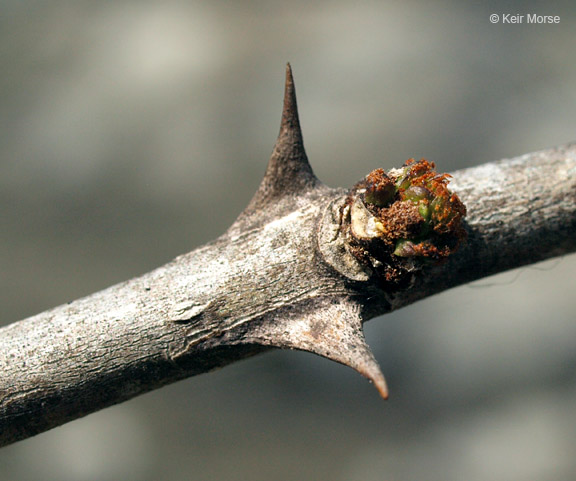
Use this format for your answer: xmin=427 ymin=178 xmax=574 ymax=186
xmin=1 ymin=65 xmax=575 ymax=447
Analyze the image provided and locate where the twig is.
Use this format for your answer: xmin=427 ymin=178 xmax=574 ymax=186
xmin=1 ymin=65 xmax=574 ymax=447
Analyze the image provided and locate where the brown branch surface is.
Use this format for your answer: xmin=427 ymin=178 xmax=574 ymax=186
xmin=1 ymin=65 xmax=575 ymax=447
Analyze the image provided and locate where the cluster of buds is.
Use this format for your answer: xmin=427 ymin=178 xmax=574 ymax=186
xmin=345 ymin=159 xmax=466 ymax=283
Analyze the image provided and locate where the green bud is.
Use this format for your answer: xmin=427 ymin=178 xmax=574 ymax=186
xmin=395 ymin=169 xmax=411 ymax=191
xmin=404 ymin=186 xmax=432 ymax=203
xmin=418 ymin=202 xmax=431 ymax=222
xmin=393 ymin=239 xmax=416 ymax=257
xmin=364 ymin=169 xmax=396 ymax=207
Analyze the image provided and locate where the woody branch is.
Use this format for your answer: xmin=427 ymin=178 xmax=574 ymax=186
xmin=0 ymin=65 xmax=575 ymax=447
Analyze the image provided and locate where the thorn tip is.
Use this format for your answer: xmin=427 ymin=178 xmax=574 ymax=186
xmin=281 ymin=62 xmax=301 ymax=136
xmin=372 ymin=371 xmax=390 ymax=400
xmin=349 ymin=346 xmax=389 ymax=400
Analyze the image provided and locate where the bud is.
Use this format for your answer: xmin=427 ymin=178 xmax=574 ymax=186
xmin=363 ymin=168 xmax=397 ymax=207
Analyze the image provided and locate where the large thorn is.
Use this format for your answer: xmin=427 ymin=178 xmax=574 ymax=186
xmin=245 ymin=298 xmax=389 ymax=399
xmin=242 ymin=64 xmax=320 ymax=215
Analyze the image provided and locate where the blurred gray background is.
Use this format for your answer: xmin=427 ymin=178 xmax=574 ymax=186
xmin=1 ymin=1 xmax=576 ymax=480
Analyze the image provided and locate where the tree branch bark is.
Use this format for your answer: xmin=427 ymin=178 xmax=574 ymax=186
xmin=1 ymin=65 xmax=575 ymax=447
